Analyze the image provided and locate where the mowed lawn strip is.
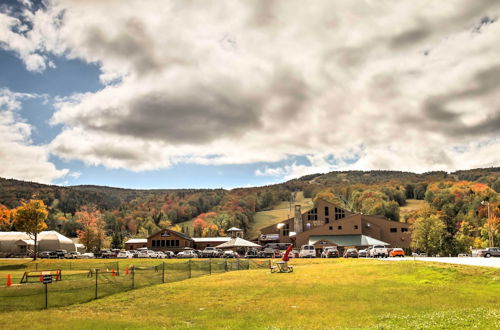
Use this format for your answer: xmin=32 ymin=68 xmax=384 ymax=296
xmin=0 ymin=259 xmax=499 ymax=329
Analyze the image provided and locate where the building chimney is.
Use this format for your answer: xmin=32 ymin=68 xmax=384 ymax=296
xmin=294 ymin=205 xmax=303 ymax=233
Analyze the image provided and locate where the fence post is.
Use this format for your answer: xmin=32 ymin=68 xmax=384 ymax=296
xmin=162 ymin=262 xmax=165 ymax=283
xmin=237 ymin=258 xmax=240 ymax=271
xmin=131 ymin=266 xmax=135 ymax=289
xmin=188 ymin=260 xmax=192 ymax=279
xmin=95 ymin=269 xmax=99 ymax=299
xmin=225 ymin=259 xmax=228 ymax=272
xmin=269 ymin=260 xmax=272 ymax=269
xmin=44 ymin=282 xmax=48 ymax=309
xmin=209 ymin=259 xmax=212 ymax=275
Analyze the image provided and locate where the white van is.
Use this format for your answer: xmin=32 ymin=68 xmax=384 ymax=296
xmin=299 ymin=245 xmax=316 ymax=258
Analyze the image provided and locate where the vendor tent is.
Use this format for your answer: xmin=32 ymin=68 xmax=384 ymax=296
xmin=216 ymin=237 xmax=261 ymax=249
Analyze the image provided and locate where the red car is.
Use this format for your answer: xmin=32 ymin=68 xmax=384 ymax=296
xmin=389 ymin=248 xmax=405 ymax=257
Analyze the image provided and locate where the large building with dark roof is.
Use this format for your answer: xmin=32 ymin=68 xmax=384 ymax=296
xmin=259 ymin=199 xmax=410 ymax=255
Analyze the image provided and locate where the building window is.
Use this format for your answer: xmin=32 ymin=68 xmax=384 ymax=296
xmin=283 ymin=223 xmax=290 ymax=236
xmin=334 ymin=207 xmax=345 ymax=220
xmin=307 ymin=208 xmax=318 ymax=221
xmin=161 ymin=240 xmax=165 ymax=247
xmin=152 ymin=240 xmax=157 ymax=247
xmin=166 ymin=240 xmax=171 ymax=247
xmin=329 ymin=226 xmax=333 ymax=230
xmin=174 ymin=240 xmax=180 ymax=247
xmin=338 ymin=226 xmax=342 ymax=230
xmin=401 ymin=228 xmax=409 ymax=232
xmin=324 ymin=206 xmax=329 ymax=216
xmin=354 ymin=225 xmax=358 ymax=229
xmin=390 ymin=228 xmax=397 ymax=233
xmin=325 ymin=218 xmax=329 ymax=224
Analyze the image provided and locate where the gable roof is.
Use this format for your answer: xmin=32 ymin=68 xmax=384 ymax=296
xmin=192 ymin=237 xmax=231 ymax=243
xmin=309 ymin=235 xmax=389 ymax=247
xmin=124 ymin=238 xmax=148 ymax=244
xmin=148 ymin=228 xmax=193 ymax=241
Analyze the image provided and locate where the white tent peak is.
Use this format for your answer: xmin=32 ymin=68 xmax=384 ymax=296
xmin=215 ymin=237 xmax=261 ymax=249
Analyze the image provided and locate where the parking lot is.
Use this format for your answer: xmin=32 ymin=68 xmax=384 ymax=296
xmin=381 ymin=256 xmax=500 ymax=268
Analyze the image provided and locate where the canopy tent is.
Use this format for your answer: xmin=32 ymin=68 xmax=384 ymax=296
xmin=215 ymin=237 xmax=261 ymax=249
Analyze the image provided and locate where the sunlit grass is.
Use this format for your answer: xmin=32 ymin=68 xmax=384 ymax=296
xmin=0 ymin=259 xmax=498 ymax=329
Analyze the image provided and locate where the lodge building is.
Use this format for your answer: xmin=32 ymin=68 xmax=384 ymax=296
xmin=259 ymin=199 xmax=411 ymax=254
xmin=125 ymin=228 xmax=235 ymax=252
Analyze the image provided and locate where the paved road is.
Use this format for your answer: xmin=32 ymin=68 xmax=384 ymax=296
xmin=381 ymin=257 xmax=500 ymax=268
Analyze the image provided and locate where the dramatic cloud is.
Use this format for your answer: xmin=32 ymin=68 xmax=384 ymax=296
xmin=1 ymin=0 xmax=500 ymax=177
xmin=0 ymin=88 xmax=68 ymax=183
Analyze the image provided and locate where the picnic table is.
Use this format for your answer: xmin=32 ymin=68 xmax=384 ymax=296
xmin=271 ymin=261 xmax=293 ymax=273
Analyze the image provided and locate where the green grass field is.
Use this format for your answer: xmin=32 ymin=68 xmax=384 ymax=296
xmin=0 ymin=258 xmax=498 ymax=329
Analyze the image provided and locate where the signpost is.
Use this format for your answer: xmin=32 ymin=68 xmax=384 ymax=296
xmin=43 ymin=274 xmax=52 ymax=309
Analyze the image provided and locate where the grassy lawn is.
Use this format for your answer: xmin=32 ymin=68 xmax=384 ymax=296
xmin=248 ymin=192 xmax=313 ymax=239
xmin=0 ymin=258 xmax=498 ymax=329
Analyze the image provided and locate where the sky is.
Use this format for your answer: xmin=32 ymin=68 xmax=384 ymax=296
xmin=0 ymin=0 xmax=499 ymax=189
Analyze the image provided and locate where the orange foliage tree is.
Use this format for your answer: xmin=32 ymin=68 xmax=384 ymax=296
xmin=0 ymin=204 xmax=14 ymax=231
xmin=75 ymin=206 xmax=105 ymax=253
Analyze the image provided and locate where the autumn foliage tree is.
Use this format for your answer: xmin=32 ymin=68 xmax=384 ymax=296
xmin=75 ymin=206 xmax=105 ymax=253
xmin=0 ymin=204 xmax=14 ymax=230
xmin=13 ymin=200 xmax=48 ymax=260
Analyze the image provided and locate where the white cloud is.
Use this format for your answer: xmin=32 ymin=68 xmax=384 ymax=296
xmin=1 ymin=1 xmax=499 ymax=177
xmin=0 ymin=88 xmax=68 ymax=183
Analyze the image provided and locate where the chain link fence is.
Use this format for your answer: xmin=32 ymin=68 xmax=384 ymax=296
xmin=0 ymin=258 xmax=270 ymax=310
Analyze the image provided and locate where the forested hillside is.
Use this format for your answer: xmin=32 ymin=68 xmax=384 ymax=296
xmin=0 ymin=167 xmax=499 ymax=254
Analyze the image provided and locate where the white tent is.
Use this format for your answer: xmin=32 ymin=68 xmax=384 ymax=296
xmin=215 ymin=237 xmax=261 ymax=249
xmin=0 ymin=231 xmax=76 ymax=256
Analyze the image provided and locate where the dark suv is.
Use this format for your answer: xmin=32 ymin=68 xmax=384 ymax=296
xmin=478 ymin=247 xmax=500 ymax=258
xmin=40 ymin=251 xmax=57 ymax=259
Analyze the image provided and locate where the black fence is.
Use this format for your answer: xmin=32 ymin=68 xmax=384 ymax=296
xmin=0 ymin=259 xmax=270 ymax=311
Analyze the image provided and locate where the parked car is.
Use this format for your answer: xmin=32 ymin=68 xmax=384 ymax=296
xmin=64 ymin=251 xmax=81 ymax=259
xmin=369 ymin=245 xmax=388 ymax=258
xmin=343 ymin=248 xmax=358 ymax=258
xmin=299 ymin=245 xmax=316 ymax=258
xmin=477 ymin=247 xmax=500 ymax=258
xmin=79 ymin=252 xmax=95 ymax=259
xmin=176 ymin=250 xmax=197 ymax=258
xmin=117 ymin=251 xmax=134 ymax=259
xmin=128 ymin=250 xmax=139 ymax=258
xmin=259 ymin=248 xmax=276 ymax=258
xmin=358 ymin=249 xmax=369 ymax=258
xmin=40 ymin=251 xmax=57 ymax=259
xmin=55 ymin=250 xmax=67 ymax=259
xmin=202 ymin=247 xmax=220 ymax=258
xmin=222 ymin=250 xmax=239 ymax=258
xmin=389 ymin=248 xmax=405 ymax=257
xmin=321 ymin=247 xmax=339 ymax=258
xmin=138 ymin=250 xmax=158 ymax=258
xmin=164 ymin=251 xmax=175 ymax=258
xmin=245 ymin=249 xmax=259 ymax=258
xmin=156 ymin=251 xmax=167 ymax=259
xmin=98 ymin=250 xmax=113 ymax=258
